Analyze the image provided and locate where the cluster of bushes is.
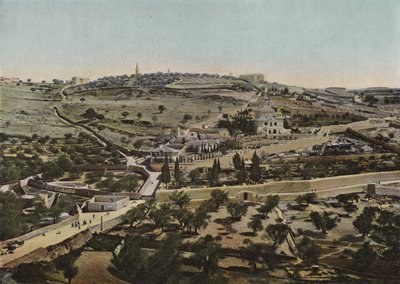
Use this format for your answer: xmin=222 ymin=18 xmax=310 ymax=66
xmin=352 ymin=207 xmax=400 ymax=271
xmin=0 ymin=192 xmax=72 ymax=241
xmin=96 ymin=173 xmax=139 ymax=192
xmin=0 ymin=138 xmax=124 ymax=184
xmin=0 ymin=153 xmax=44 ymax=184
xmin=80 ymin=108 xmax=105 ymax=120
xmin=218 ymin=111 xmax=257 ymax=136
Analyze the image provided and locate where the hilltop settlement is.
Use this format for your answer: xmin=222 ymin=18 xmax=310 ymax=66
xmin=1 ymin=69 xmax=400 ymax=283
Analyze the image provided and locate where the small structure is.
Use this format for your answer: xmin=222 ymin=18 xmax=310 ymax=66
xmin=170 ymin=127 xmax=181 ymax=138
xmin=236 ymin=191 xmax=257 ymax=202
xmin=150 ymin=144 xmax=181 ymax=162
xmin=366 ymin=183 xmax=376 ymax=195
xmin=87 ymin=195 xmax=129 ymax=212
xmin=311 ymin=265 xmax=320 ymax=275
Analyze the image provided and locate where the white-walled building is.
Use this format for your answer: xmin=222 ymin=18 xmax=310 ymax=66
xmin=87 ymin=195 xmax=129 ymax=212
xmin=150 ymin=144 xmax=181 ymax=162
xmin=254 ymin=104 xmax=290 ymax=137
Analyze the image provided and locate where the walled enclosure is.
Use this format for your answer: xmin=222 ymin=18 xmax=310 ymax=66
xmin=156 ymin=171 xmax=400 ymax=202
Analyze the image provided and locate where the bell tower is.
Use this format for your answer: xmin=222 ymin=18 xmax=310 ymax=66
xmin=135 ymin=63 xmax=139 ymax=77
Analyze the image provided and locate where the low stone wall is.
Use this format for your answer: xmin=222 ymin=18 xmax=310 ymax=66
xmin=156 ymin=171 xmax=400 ymax=202
xmin=54 ymin=106 xmax=130 ymax=155
xmin=3 ymin=229 xmax=92 ymax=268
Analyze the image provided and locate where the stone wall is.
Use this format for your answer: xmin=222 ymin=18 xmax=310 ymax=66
xmin=54 ymin=106 xmax=130 ymax=155
xmin=156 ymin=171 xmax=400 ymax=202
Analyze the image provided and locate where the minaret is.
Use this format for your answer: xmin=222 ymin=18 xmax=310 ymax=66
xmin=135 ymin=63 xmax=139 ymax=77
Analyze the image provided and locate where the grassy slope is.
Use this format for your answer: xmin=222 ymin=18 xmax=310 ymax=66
xmin=0 ymin=85 xmax=77 ymax=137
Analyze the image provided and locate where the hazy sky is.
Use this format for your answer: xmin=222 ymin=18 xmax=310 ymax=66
xmin=1 ymin=0 xmax=399 ymax=88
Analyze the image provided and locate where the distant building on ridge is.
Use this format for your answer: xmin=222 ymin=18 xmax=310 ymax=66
xmin=71 ymin=77 xmax=89 ymax=85
xmin=239 ymin=74 xmax=264 ymax=84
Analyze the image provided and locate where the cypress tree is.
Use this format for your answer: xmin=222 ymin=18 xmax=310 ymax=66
xmin=209 ymin=159 xmax=219 ymax=186
xmin=161 ymin=156 xmax=171 ymax=188
xmin=233 ymin=152 xmax=241 ymax=170
xmin=174 ymin=159 xmax=180 ymax=186
xmin=249 ymin=151 xmax=261 ymax=183
xmin=237 ymin=158 xmax=248 ymax=184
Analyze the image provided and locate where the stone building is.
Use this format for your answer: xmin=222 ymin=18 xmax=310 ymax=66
xmin=254 ymin=105 xmax=290 ymax=138
xmin=150 ymin=144 xmax=181 ymax=162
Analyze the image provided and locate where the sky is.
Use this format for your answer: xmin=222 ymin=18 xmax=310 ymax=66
xmin=0 ymin=0 xmax=399 ymax=88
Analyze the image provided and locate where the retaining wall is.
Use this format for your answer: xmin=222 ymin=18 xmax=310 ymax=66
xmin=3 ymin=229 xmax=92 ymax=268
xmin=0 ymin=215 xmax=79 ymax=249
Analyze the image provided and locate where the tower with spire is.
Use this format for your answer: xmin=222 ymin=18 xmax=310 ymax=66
xmin=135 ymin=63 xmax=139 ymax=77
